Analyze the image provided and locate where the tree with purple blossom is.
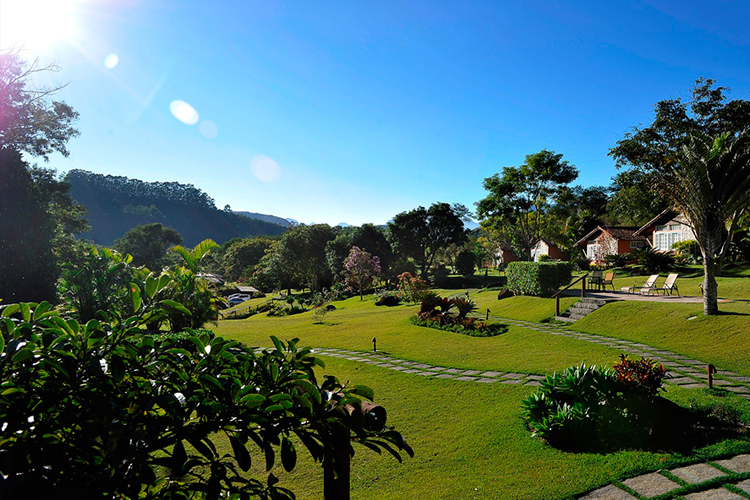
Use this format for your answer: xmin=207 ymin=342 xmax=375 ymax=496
xmin=344 ymin=246 xmax=381 ymax=300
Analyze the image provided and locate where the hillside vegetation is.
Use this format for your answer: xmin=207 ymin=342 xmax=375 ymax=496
xmin=67 ymin=169 xmax=287 ymax=246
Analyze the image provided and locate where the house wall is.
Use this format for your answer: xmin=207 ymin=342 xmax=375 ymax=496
xmin=653 ymin=218 xmax=696 ymax=251
xmin=548 ymin=246 xmax=570 ymax=260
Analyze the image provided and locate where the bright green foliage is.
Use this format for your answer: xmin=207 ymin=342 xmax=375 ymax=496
xmin=222 ymin=237 xmax=276 ymax=281
xmin=165 ymin=239 xmax=222 ymax=331
xmin=57 ymin=242 xmax=134 ymax=322
xmin=505 ymin=261 xmax=573 ymax=296
xmin=387 ymin=203 xmax=467 ymax=277
xmin=0 ymin=298 xmax=412 ymax=499
xmin=521 ymin=359 xmax=668 ymax=451
xmin=476 ymin=150 xmax=578 ymax=260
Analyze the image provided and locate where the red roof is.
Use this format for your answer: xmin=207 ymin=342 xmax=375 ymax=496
xmin=575 ymin=226 xmax=646 ymax=247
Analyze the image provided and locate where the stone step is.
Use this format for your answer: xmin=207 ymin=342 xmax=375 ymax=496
xmin=554 ymin=315 xmax=576 ymax=323
xmin=580 ymin=297 xmax=608 ymax=306
xmin=569 ymin=313 xmax=588 ymax=321
xmin=569 ymin=307 xmax=597 ymax=315
xmin=573 ymin=302 xmax=600 ymax=311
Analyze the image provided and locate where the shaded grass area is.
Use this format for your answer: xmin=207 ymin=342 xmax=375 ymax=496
xmin=216 ymin=358 xmax=750 ymax=500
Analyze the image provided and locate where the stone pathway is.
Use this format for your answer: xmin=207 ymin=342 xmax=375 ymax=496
xmin=309 ymin=315 xmax=750 ymax=500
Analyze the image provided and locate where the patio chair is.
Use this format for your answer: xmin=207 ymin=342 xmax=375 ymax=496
xmin=655 ymin=273 xmax=680 ymax=295
xmin=588 ymin=270 xmax=603 ymax=290
xmin=626 ymin=274 xmax=660 ymax=295
xmin=601 ymin=271 xmax=615 ymax=292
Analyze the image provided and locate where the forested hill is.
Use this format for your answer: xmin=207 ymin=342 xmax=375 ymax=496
xmin=67 ymin=170 xmax=287 ymax=246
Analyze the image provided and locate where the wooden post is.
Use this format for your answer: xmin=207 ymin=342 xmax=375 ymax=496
xmin=555 ymin=296 xmax=560 ymax=317
xmin=581 ymin=276 xmax=586 ymax=298
xmin=707 ymin=364 xmax=717 ymax=389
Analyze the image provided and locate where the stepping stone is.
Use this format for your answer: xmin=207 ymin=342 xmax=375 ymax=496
xmin=501 ymin=373 xmax=527 ymax=379
xmin=426 ymin=366 xmax=447 ymax=372
xmin=413 ymin=364 xmax=432 ymax=369
xmin=622 ymin=472 xmax=680 ymax=497
xmin=461 ymin=370 xmax=482 ymax=376
xmin=725 ymin=386 xmax=750 ymax=394
xmin=346 ymin=356 xmax=365 ymax=361
xmin=578 ymin=484 xmax=637 ymax=499
xmin=402 ymin=369 xmax=424 ymax=374
xmin=376 ymin=363 xmax=395 ymax=368
xmin=712 ymin=379 xmax=736 ymax=386
xmin=670 ymin=463 xmax=726 ymax=484
xmin=734 ymin=478 xmax=750 ymax=494
xmin=475 ymin=378 xmax=500 ymax=383
xmin=364 ymin=360 xmax=381 ymax=365
xmin=416 ymin=371 xmax=433 ymax=376
xmin=680 ymin=383 xmax=708 ymax=389
xmin=499 ymin=379 xmax=524 ymax=385
xmin=727 ymin=376 xmax=750 ymax=383
xmin=525 ymin=381 xmax=542 ymax=386
xmin=479 ymin=371 xmax=503 ymax=377
xmin=434 ymin=373 xmax=456 ymax=379
xmin=389 ymin=366 xmax=408 ymax=371
xmin=683 ymin=487 xmax=744 ymax=499
xmin=663 ymin=362 xmax=686 ymax=368
xmin=443 ymin=368 xmax=463 ymax=374
xmin=683 ymin=359 xmax=708 ymax=366
xmin=454 ymin=376 xmax=477 ymax=382
xmin=670 ymin=377 xmax=699 ymax=385
xmin=527 ymin=374 xmax=546 ymax=381
xmin=715 ymin=454 xmax=750 ymax=473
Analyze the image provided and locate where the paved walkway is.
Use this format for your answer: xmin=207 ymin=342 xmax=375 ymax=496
xmin=311 ymin=316 xmax=750 ymax=500
xmin=561 ymin=289 xmax=731 ymax=304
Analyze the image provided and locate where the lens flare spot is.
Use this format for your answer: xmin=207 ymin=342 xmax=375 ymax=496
xmin=199 ymin=120 xmax=218 ymax=138
xmin=169 ymin=100 xmax=199 ymax=125
xmin=104 ymin=54 xmax=119 ymax=69
xmin=251 ymin=155 xmax=281 ymax=183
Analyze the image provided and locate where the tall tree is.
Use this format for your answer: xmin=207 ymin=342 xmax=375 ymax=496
xmin=343 ymin=246 xmax=381 ymax=300
xmin=222 ymin=237 xmax=276 ymax=281
xmin=0 ymin=49 xmax=79 ymax=159
xmin=114 ymin=223 xmax=183 ymax=270
xmin=661 ymin=131 xmax=750 ymax=315
xmin=0 ymin=50 xmax=87 ymax=303
xmin=387 ymin=203 xmax=467 ymax=276
xmin=476 ymin=150 xmax=578 ymax=260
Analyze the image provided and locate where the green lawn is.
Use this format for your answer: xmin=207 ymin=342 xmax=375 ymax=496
xmin=212 ymin=272 xmax=750 ymax=499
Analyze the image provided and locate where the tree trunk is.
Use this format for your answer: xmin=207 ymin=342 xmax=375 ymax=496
xmin=703 ymin=255 xmax=719 ymax=315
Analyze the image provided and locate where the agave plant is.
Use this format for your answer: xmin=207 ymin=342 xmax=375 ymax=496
xmin=451 ymin=297 xmax=478 ymax=319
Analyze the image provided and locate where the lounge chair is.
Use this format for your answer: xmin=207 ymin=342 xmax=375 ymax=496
xmin=626 ymin=274 xmax=660 ymax=295
xmin=655 ymin=273 xmax=680 ymax=295
xmin=601 ymin=271 xmax=615 ymax=292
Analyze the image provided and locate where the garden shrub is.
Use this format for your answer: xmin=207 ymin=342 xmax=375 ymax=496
xmin=455 ymin=249 xmax=477 ymax=276
xmin=631 ymin=247 xmax=674 ymax=273
xmin=397 ymin=272 xmax=427 ymax=303
xmin=506 ymin=261 xmax=573 ymax=296
xmin=0 ymin=296 xmax=411 ymax=498
xmin=409 ymin=316 xmax=507 ymax=337
xmin=604 ymin=253 xmax=628 ymax=268
xmin=411 ymin=292 xmax=504 ymax=336
xmin=673 ymin=239 xmax=702 ymax=264
xmin=521 ymin=357 xmax=669 ymax=451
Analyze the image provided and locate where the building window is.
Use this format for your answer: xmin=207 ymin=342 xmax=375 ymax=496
xmin=630 ymin=240 xmax=644 ymax=249
xmin=654 ymin=231 xmax=681 ymax=251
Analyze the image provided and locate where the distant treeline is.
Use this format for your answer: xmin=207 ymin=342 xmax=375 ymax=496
xmin=67 ymin=170 xmax=286 ymax=246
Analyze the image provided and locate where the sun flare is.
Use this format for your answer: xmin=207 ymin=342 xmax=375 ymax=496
xmin=0 ymin=0 xmax=80 ymax=49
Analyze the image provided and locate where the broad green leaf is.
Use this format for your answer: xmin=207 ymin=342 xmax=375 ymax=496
xmin=229 ymin=434 xmax=251 ymax=472
xmin=12 ymin=348 xmax=33 ymax=364
xmin=240 ymin=394 xmax=266 ymax=409
xmin=162 ymin=300 xmax=191 ymax=316
xmin=281 ymin=437 xmax=297 ymax=472
xmin=350 ymin=385 xmax=375 ymax=401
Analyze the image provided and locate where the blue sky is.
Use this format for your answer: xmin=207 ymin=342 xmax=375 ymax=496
xmin=3 ymin=0 xmax=750 ymax=225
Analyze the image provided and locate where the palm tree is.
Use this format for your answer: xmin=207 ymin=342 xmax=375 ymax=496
xmin=662 ymin=130 xmax=750 ymax=314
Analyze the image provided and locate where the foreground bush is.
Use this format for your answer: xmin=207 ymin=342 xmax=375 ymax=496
xmin=506 ymin=261 xmax=573 ymax=296
xmin=0 ymin=292 xmax=411 ymax=498
xmin=521 ymin=356 xmax=668 ymax=451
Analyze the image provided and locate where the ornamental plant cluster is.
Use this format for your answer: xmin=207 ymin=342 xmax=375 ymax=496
xmin=521 ymin=355 xmax=668 ymax=451
xmin=411 ymin=291 xmax=506 ymax=337
xmin=396 ymin=272 xmax=428 ymax=303
xmin=505 ymin=261 xmax=573 ymax=296
xmin=0 ymin=277 xmax=411 ymax=499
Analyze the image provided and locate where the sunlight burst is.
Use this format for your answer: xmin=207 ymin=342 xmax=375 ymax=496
xmin=0 ymin=0 xmax=80 ymax=49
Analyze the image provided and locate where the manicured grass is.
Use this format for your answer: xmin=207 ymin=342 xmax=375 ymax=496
xmin=216 ymin=296 xmax=621 ymax=374
xmin=218 ymin=357 xmax=750 ymax=500
xmin=212 ymin=269 xmax=750 ymax=499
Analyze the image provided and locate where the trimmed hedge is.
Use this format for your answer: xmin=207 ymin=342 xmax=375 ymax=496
xmin=506 ymin=261 xmax=573 ymax=296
